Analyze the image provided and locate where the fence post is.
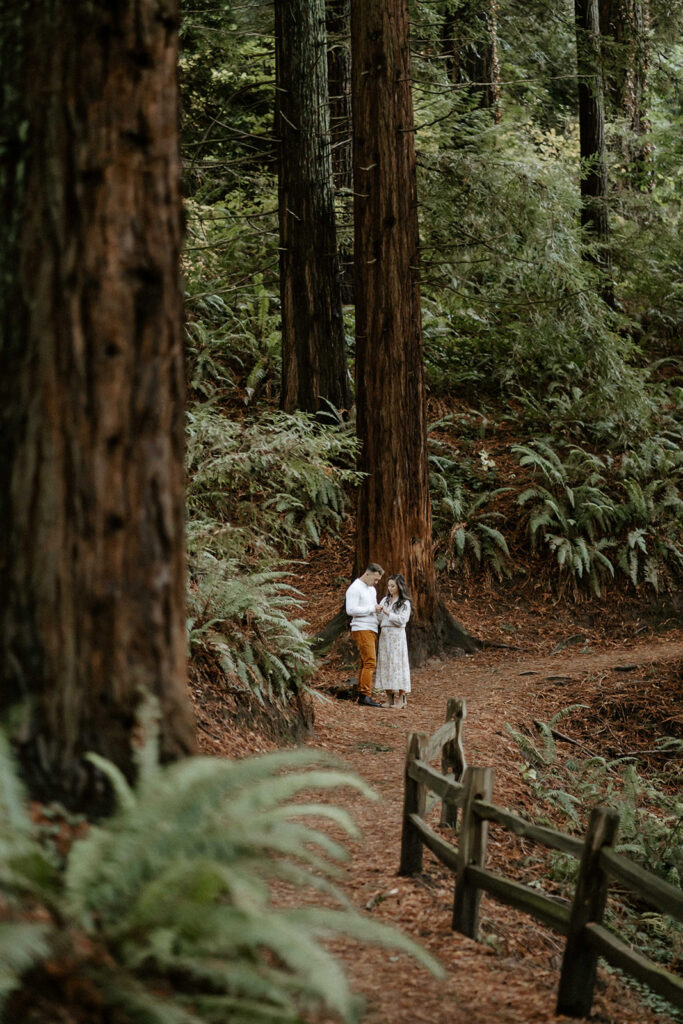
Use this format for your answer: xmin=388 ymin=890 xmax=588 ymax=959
xmin=556 ymin=805 xmax=620 ymax=1018
xmin=440 ymin=697 xmax=467 ymax=828
xmin=399 ymin=732 xmax=428 ymax=876
xmin=452 ymin=765 xmax=494 ymax=938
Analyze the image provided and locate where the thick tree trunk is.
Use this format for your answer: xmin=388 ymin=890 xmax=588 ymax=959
xmin=350 ymin=0 xmax=476 ymax=664
xmin=276 ymin=0 xmax=350 ymax=418
xmin=441 ymin=0 xmax=501 ymax=119
xmin=575 ymin=0 xmax=612 ymax=290
xmin=599 ymin=0 xmax=652 ymax=187
xmin=0 ymin=0 xmax=196 ymax=810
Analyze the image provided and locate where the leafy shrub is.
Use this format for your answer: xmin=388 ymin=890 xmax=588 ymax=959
xmin=514 ymin=437 xmax=683 ymax=595
xmin=613 ymin=433 xmax=683 ymax=589
xmin=186 ymin=550 xmax=316 ymax=701
xmin=0 ymin=720 xmax=441 ymax=1023
xmin=505 ymin=710 xmax=683 ymax=972
xmin=504 ymin=705 xmax=589 ymax=773
xmin=429 ymin=424 xmax=512 ymax=580
xmin=416 ymin=118 xmax=658 ymax=441
xmin=187 ymin=407 xmax=361 ymax=560
xmin=184 ymin=194 xmax=281 ymax=404
xmin=514 ymin=440 xmax=618 ymax=595
xmin=186 ymin=408 xmax=362 ymax=698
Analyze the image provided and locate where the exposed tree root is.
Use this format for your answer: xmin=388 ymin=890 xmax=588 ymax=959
xmin=311 ymin=600 xmax=481 ymax=666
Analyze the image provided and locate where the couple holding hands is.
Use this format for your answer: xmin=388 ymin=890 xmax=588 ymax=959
xmin=345 ymin=563 xmax=412 ymax=708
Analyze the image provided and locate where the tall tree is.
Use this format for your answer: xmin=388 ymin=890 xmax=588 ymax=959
xmin=441 ymin=0 xmax=501 ymax=119
xmin=276 ymin=0 xmax=350 ymax=417
xmin=575 ymin=0 xmax=612 ymax=283
xmin=326 ymin=0 xmax=355 ymax=303
xmin=350 ymin=0 xmax=476 ymax=662
xmin=599 ymin=0 xmax=652 ymax=185
xmin=327 ymin=0 xmax=353 ymax=191
xmin=0 ymin=0 xmax=196 ymax=810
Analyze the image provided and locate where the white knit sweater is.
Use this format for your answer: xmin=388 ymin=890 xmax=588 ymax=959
xmin=345 ymin=578 xmax=379 ymax=632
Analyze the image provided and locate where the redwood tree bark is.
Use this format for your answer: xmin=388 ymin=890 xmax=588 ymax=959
xmin=0 ymin=0 xmax=196 ymax=809
xmin=599 ymin=0 xmax=652 ymax=186
xmin=327 ymin=0 xmax=353 ymax=192
xmin=276 ymin=0 xmax=350 ymax=417
xmin=575 ymin=0 xmax=612 ymax=285
xmin=326 ymin=0 xmax=355 ymax=304
xmin=351 ymin=0 xmax=477 ymax=663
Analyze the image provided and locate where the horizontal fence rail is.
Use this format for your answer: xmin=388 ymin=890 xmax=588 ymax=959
xmin=398 ymin=698 xmax=683 ymax=1019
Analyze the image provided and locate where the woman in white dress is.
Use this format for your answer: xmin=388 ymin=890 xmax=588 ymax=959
xmin=375 ymin=574 xmax=411 ymax=708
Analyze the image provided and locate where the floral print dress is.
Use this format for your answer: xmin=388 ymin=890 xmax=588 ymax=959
xmin=374 ymin=598 xmax=411 ymax=693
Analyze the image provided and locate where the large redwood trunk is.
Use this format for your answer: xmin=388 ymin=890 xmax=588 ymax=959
xmin=350 ymin=0 xmax=476 ymax=663
xmin=0 ymin=0 xmax=196 ymax=809
xmin=276 ymin=0 xmax=350 ymax=417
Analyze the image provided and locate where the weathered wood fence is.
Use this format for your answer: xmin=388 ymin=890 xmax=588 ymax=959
xmin=399 ymin=698 xmax=683 ymax=1018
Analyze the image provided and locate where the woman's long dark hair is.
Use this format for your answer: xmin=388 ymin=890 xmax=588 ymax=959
xmin=385 ymin=573 xmax=410 ymax=610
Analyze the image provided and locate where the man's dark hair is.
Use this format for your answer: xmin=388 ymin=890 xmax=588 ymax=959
xmin=366 ymin=562 xmax=384 ymax=574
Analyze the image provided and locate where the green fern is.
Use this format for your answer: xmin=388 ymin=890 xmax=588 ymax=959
xmin=186 ymin=547 xmax=316 ymax=701
xmin=514 ymin=437 xmax=682 ymax=595
xmin=0 ymin=727 xmax=442 ymax=1023
xmin=186 ymin=407 xmax=361 ymax=560
xmin=185 ymin=408 xmax=362 ymax=702
xmin=429 ymin=438 xmax=512 ymax=580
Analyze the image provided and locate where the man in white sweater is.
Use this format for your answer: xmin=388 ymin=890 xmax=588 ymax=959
xmin=345 ymin=563 xmax=384 ymax=706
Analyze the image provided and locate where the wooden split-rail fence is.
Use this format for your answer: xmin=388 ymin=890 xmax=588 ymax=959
xmin=399 ymin=698 xmax=683 ymax=1018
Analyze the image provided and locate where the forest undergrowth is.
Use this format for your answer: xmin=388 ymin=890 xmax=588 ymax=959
xmin=191 ymin=555 xmax=683 ymax=1024
xmin=4 ymin=2 xmax=683 ymax=1021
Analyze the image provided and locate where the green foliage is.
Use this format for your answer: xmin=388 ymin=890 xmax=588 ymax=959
xmin=179 ymin=2 xmax=275 ymax=193
xmin=186 ymin=406 xmax=361 ymax=697
xmin=503 ymin=705 xmax=589 ymax=771
xmin=428 ymin=418 xmax=512 ymax=579
xmin=411 ymin=4 xmax=682 ymax=444
xmin=187 ymin=407 xmax=361 ymax=559
xmin=505 ymin=708 xmax=683 ymax=974
xmin=0 ymin=723 xmax=441 ymax=1023
xmin=0 ymin=732 xmax=54 ymax=1008
xmin=514 ymin=437 xmax=683 ymax=595
xmin=515 ymin=440 xmax=618 ymax=595
xmin=186 ymin=553 xmax=316 ymax=702
xmin=184 ymin=199 xmax=281 ymax=403
xmin=417 ymin=118 xmax=656 ymax=441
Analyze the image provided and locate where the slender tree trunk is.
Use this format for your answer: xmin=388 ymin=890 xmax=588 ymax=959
xmin=441 ymin=0 xmax=501 ymax=120
xmin=327 ymin=0 xmax=353 ymax=191
xmin=0 ymin=0 xmax=196 ymax=810
xmin=599 ymin=0 xmax=652 ymax=187
xmin=326 ymin=0 xmax=355 ymax=304
xmin=351 ymin=0 xmax=477 ymax=664
xmin=276 ymin=0 xmax=350 ymax=417
xmin=575 ymin=0 xmax=612 ymax=290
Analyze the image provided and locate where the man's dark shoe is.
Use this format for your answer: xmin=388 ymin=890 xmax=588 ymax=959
xmin=357 ymin=695 xmax=382 ymax=707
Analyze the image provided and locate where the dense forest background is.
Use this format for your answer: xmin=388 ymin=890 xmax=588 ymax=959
xmin=1 ymin=0 xmax=682 ymax=1020
xmin=181 ymin=0 xmax=682 ymax=702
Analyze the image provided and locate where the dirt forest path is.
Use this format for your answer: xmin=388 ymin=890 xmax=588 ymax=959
xmin=301 ymin=636 xmax=683 ymax=1024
